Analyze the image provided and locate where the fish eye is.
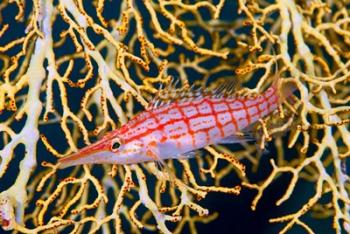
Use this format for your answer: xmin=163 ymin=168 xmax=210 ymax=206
xmin=111 ymin=139 xmax=121 ymax=151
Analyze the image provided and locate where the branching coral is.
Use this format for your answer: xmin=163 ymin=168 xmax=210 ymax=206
xmin=0 ymin=0 xmax=349 ymax=233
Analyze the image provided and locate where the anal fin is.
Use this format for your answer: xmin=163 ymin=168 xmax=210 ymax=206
xmin=177 ymin=150 xmax=198 ymax=159
xmin=216 ymin=133 xmax=255 ymax=145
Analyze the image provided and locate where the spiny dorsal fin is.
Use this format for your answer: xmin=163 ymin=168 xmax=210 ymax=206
xmin=147 ymin=77 xmax=240 ymax=110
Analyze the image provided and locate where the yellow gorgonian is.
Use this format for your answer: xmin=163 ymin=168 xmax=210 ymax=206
xmin=0 ymin=0 xmax=349 ymax=234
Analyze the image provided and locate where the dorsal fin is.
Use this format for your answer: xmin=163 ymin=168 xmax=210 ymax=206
xmin=147 ymin=77 xmax=239 ymax=110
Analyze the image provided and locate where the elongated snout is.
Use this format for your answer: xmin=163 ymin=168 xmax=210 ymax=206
xmin=58 ymin=139 xmax=111 ymax=169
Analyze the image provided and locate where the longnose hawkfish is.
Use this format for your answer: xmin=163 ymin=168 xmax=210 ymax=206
xmin=58 ymin=77 xmax=295 ymax=169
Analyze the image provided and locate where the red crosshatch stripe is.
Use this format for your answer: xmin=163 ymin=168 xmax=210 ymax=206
xmin=191 ymin=100 xmax=210 ymax=145
xmin=262 ymin=92 xmax=271 ymax=112
xmin=263 ymin=88 xmax=277 ymax=112
xmin=250 ymin=99 xmax=260 ymax=117
xmin=268 ymin=89 xmax=279 ymax=106
xmin=124 ymin=108 xmax=164 ymax=142
xmin=223 ymin=99 xmax=238 ymax=131
xmin=124 ymin=89 xmax=279 ymax=143
xmin=207 ymin=99 xmax=225 ymax=137
xmin=255 ymin=96 xmax=263 ymax=117
xmin=147 ymin=107 xmax=166 ymax=143
xmin=247 ymin=96 xmax=267 ymax=121
xmin=241 ymin=99 xmax=251 ymax=125
xmin=247 ymin=106 xmax=260 ymax=120
xmin=230 ymin=99 xmax=247 ymax=127
xmin=206 ymin=128 xmax=214 ymax=142
xmin=201 ymin=100 xmax=224 ymax=142
xmin=175 ymin=102 xmax=196 ymax=147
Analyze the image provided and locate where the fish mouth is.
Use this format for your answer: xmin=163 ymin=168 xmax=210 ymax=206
xmin=58 ymin=141 xmax=111 ymax=169
xmin=58 ymin=150 xmax=106 ymax=169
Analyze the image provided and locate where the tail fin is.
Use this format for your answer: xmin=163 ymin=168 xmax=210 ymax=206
xmin=269 ymin=49 xmax=297 ymax=103
xmin=278 ymin=82 xmax=298 ymax=107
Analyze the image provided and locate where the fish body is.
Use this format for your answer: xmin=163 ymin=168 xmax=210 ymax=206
xmin=58 ymin=85 xmax=280 ymax=168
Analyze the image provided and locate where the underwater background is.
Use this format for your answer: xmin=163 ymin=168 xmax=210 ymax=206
xmin=0 ymin=0 xmax=349 ymax=233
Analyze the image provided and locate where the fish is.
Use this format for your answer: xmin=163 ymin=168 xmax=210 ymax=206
xmin=58 ymin=78 xmax=295 ymax=169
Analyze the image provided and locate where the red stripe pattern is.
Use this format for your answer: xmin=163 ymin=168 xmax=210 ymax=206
xmin=118 ymin=86 xmax=279 ymax=155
